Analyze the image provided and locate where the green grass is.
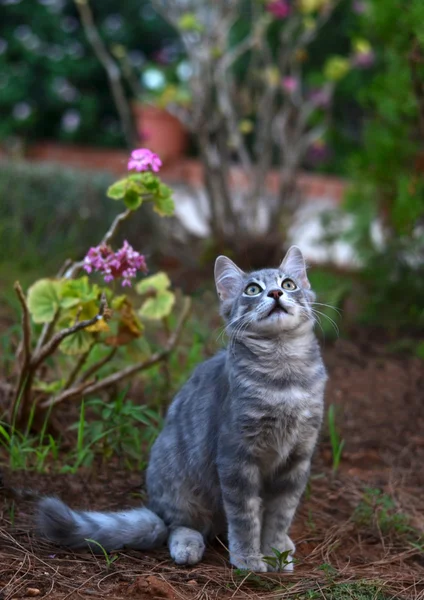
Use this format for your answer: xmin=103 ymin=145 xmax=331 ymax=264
xmin=327 ymin=404 xmax=345 ymax=473
xmin=353 ymin=488 xmax=414 ymax=537
xmin=302 ymin=580 xmax=390 ymax=600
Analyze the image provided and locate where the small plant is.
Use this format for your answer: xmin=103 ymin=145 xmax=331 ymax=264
xmin=327 ymin=404 xmax=345 ymax=473
xmin=353 ymin=488 xmax=413 ymax=536
xmin=8 ymin=147 xmax=191 ymax=434
xmin=72 ymin=391 xmax=163 ymax=469
xmin=85 ymin=538 xmax=119 ymax=569
xmin=262 ymin=548 xmax=293 ymax=571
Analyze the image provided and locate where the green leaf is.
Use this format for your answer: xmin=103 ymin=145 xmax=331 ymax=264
xmin=27 ymin=279 xmax=62 ymax=323
xmin=59 ymin=277 xmax=99 ymax=309
xmin=177 ymin=12 xmax=204 ymax=32
xmin=153 ymin=185 xmax=175 ymax=216
xmin=33 ymin=379 xmax=65 ymax=393
xmin=107 ymin=178 xmax=127 ymax=200
xmin=124 ymin=187 xmax=142 ymax=210
xmin=60 ymin=330 xmax=93 ymax=355
xmin=111 ymin=294 xmax=128 ymax=310
xmin=139 ymin=290 xmax=175 ymax=320
xmin=324 ymin=56 xmax=350 ymax=81
xmin=136 ymin=272 xmax=171 ymax=295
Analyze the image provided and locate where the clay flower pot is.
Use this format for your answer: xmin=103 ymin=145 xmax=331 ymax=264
xmin=132 ymin=103 xmax=188 ymax=165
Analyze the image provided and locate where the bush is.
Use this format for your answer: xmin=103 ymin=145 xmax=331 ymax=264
xmin=338 ymin=0 xmax=424 ymax=329
xmin=0 ymin=0 xmax=179 ymax=147
xmin=0 ymin=160 xmax=159 ymax=272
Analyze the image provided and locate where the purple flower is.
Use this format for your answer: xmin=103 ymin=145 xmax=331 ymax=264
xmin=282 ymin=76 xmax=298 ymax=94
xmin=128 ymin=148 xmax=162 ymax=173
xmin=266 ymin=0 xmax=291 ymax=19
xmin=352 ymin=50 xmax=375 ymax=69
xmin=83 ymin=241 xmax=147 ymax=287
xmin=352 ymin=0 xmax=367 ymax=14
xmin=306 ymin=140 xmax=331 ymax=165
xmin=308 ymin=87 xmax=332 ymax=109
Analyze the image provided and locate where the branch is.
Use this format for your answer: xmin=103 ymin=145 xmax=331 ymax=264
xmin=41 ymin=379 xmax=97 ymax=408
xmin=78 ymin=347 xmax=117 ymax=383
xmin=41 ymin=297 xmax=191 ymax=409
xmin=74 ymin=0 xmax=137 ymax=148
xmin=63 ymin=342 xmax=96 ymax=390
xmin=14 ymin=282 xmax=31 ymax=367
xmin=31 ymin=294 xmax=108 ymax=370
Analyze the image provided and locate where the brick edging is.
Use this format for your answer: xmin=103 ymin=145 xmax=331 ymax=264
xmin=7 ymin=142 xmax=347 ymax=204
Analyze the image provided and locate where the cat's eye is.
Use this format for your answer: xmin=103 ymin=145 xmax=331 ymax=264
xmin=282 ymin=279 xmax=297 ymax=291
xmin=244 ymin=283 xmax=263 ymax=296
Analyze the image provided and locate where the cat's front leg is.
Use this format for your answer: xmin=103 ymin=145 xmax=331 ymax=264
xmin=261 ymin=457 xmax=311 ymax=572
xmin=218 ymin=454 xmax=267 ymax=572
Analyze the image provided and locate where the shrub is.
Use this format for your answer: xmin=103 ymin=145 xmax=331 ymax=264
xmin=0 ymin=160 xmax=159 ymax=272
xmin=329 ymin=0 xmax=424 ymax=329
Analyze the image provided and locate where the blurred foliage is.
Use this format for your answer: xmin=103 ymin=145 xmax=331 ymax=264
xmin=341 ymin=0 xmax=424 ymax=328
xmin=0 ymin=0 xmax=372 ymax=174
xmin=0 ymin=160 xmax=162 ymax=272
xmin=0 ymin=0 xmax=179 ymax=147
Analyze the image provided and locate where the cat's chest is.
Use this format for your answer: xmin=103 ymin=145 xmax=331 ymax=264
xmin=239 ymin=387 xmax=323 ymax=468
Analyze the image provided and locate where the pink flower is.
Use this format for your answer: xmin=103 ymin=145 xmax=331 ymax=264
xmin=352 ymin=50 xmax=375 ymax=69
xmin=128 ymin=148 xmax=162 ymax=173
xmin=83 ymin=241 xmax=147 ymax=287
xmin=308 ymin=87 xmax=332 ymax=109
xmin=307 ymin=139 xmax=331 ymax=165
xmin=352 ymin=0 xmax=367 ymax=14
xmin=266 ymin=0 xmax=291 ymax=19
xmin=282 ymin=76 xmax=298 ymax=94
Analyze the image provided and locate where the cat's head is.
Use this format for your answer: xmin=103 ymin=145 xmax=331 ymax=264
xmin=214 ymin=246 xmax=315 ymax=337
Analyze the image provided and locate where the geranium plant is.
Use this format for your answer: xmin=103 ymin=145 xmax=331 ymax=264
xmin=11 ymin=148 xmax=190 ymax=430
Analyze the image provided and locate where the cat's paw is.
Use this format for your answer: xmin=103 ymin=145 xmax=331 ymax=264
xmin=230 ymin=555 xmax=268 ymax=573
xmin=170 ymin=538 xmax=205 ymax=565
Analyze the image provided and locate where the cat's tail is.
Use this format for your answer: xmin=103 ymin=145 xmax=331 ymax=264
xmin=37 ymin=497 xmax=168 ymax=551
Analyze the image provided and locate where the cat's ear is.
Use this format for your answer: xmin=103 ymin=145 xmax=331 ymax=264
xmin=280 ymin=246 xmax=310 ymax=289
xmin=214 ymin=256 xmax=245 ymax=301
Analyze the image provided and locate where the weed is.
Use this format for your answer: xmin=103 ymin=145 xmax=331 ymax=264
xmin=76 ymin=391 xmax=163 ymax=470
xmin=327 ymin=404 xmax=345 ymax=472
xmin=85 ymin=539 xmax=119 ymax=569
xmin=262 ymin=548 xmax=293 ymax=571
xmin=353 ymin=488 xmax=412 ymax=536
xmin=232 ymin=570 xmax=279 ymax=591
xmin=302 ymin=580 xmax=389 ymax=600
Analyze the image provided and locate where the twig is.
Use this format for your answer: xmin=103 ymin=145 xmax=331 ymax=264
xmin=79 ymin=347 xmax=117 ymax=383
xmin=63 ymin=342 xmax=96 ymax=390
xmin=31 ymin=294 xmax=108 ymax=369
xmin=10 ymin=283 xmax=32 ymax=421
xmin=73 ymin=0 xmax=136 ymax=148
xmin=13 ymin=282 xmax=31 ymax=368
xmin=41 ymin=379 xmax=96 ymax=408
xmin=41 ymin=297 xmax=191 ymax=408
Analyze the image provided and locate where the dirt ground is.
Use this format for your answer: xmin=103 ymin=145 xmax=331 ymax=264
xmin=1 ymin=334 xmax=424 ymax=600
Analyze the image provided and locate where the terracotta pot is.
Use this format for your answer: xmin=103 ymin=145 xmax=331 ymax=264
xmin=132 ymin=103 xmax=188 ymax=164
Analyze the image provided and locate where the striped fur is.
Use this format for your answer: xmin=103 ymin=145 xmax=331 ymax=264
xmin=37 ymin=246 xmax=327 ymax=572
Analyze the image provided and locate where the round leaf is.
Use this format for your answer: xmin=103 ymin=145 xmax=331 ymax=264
xmin=27 ymin=279 xmax=61 ymax=323
xmin=59 ymin=330 xmax=93 ymax=355
xmin=139 ymin=290 xmax=175 ymax=320
xmin=136 ymin=272 xmax=171 ymax=295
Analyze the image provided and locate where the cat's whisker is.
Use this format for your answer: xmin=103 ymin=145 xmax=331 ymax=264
xmin=310 ymin=308 xmax=340 ymax=337
xmin=310 ymin=301 xmax=343 ymax=316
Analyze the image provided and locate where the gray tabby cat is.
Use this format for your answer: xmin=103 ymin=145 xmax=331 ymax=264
xmin=38 ymin=246 xmax=327 ymax=572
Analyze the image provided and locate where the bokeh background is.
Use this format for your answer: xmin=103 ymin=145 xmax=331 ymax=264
xmin=0 ymin=1 xmax=424 ymax=598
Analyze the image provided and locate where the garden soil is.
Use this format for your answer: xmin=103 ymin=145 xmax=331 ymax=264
xmin=1 ymin=334 xmax=424 ymax=600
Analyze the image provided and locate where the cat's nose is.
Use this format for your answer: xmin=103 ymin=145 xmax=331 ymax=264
xmin=267 ymin=289 xmax=283 ymax=300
